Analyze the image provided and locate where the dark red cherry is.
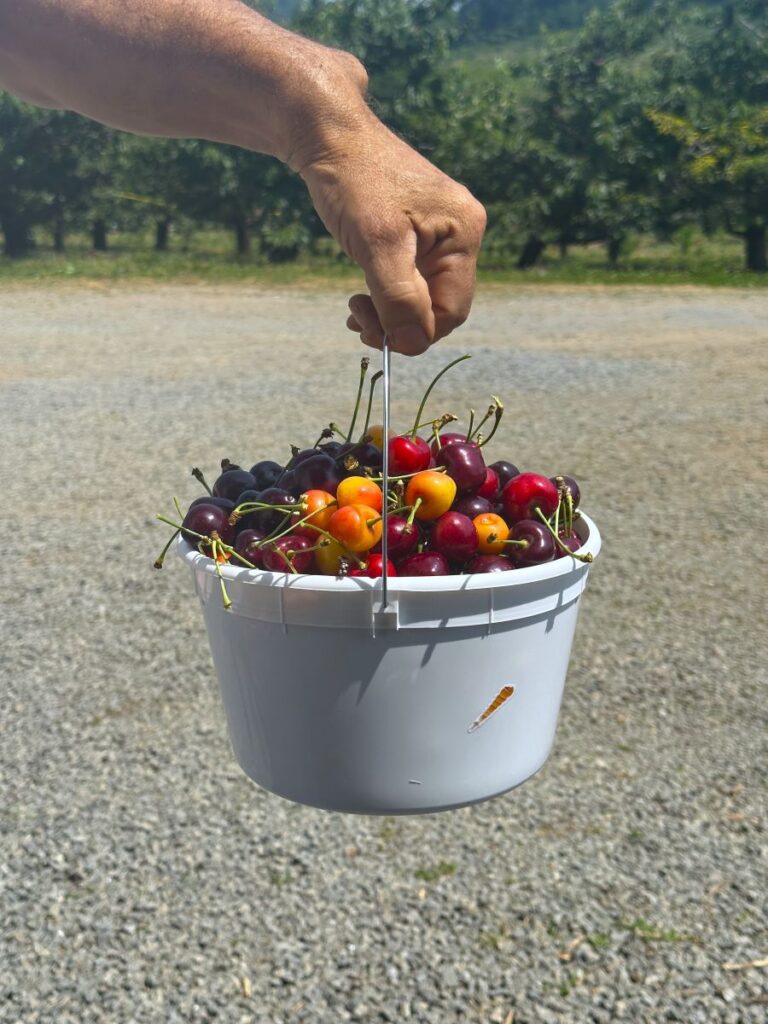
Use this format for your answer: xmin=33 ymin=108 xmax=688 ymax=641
xmin=249 ymin=460 xmax=284 ymax=490
xmin=262 ymin=534 xmax=315 ymax=574
xmin=348 ymin=554 xmax=397 ymax=578
xmin=398 ymin=551 xmax=450 ymax=576
xmin=489 ymin=461 xmax=520 ymax=491
xmin=234 ymin=528 xmax=267 ymax=568
xmin=502 ymin=473 xmax=559 ymax=523
xmin=477 ymin=467 xmax=500 ymax=500
xmin=374 ymin=515 xmax=419 ymax=559
xmin=554 ymin=529 xmax=583 ymax=559
xmin=509 ymin=519 xmax=555 ymax=566
xmin=430 ymin=511 xmax=478 ymax=564
xmin=429 ymin=432 xmax=469 ymax=458
xmin=465 ymin=554 xmax=515 ymax=573
xmin=292 ymin=453 xmax=342 ymax=494
xmin=319 ymin=440 xmax=344 ymax=458
xmin=452 ymin=494 xmax=492 ymax=519
xmin=388 ymin=435 xmax=431 ymax=476
xmin=212 ymin=468 xmax=257 ymax=502
xmin=250 ymin=487 xmax=297 ymax=532
xmin=435 ymin=441 xmax=486 ymax=494
xmin=188 ymin=495 xmax=235 ymax=513
xmin=181 ymin=503 xmax=235 ymax=549
xmin=550 ymin=474 xmax=581 ymax=508
xmin=287 ymin=448 xmax=319 ymax=470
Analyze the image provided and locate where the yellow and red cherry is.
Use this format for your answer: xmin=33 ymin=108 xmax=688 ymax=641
xmin=435 ymin=441 xmax=487 ymax=494
xmin=366 ymin=424 xmax=396 ymax=451
xmin=473 ymin=512 xmax=509 ymax=555
xmin=296 ymin=489 xmax=337 ymax=530
xmin=502 ymin=472 xmax=559 ymax=523
xmin=430 ymin=511 xmax=479 ymax=563
xmin=315 ymin=538 xmax=348 ymax=575
xmin=336 ymin=475 xmax=383 ymax=513
xmin=262 ymin=534 xmax=315 ymax=574
xmin=328 ymin=503 xmax=382 ymax=552
xmin=388 ymin=435 xmax=431 ymax=476
xmin=465 ymin=554 xmax=515 ymax=573
xmin=398 ymin=551 xmax=450 ymax=576
xmin=508 ymin=519 xmax=555 ymax=566
xmin=405 ymin=470 xmax=457 ymax=520
xmin=349 ymin=554 xmax=397 ymax=578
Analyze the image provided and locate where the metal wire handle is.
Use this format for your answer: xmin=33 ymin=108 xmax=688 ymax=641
xmin=380 ymin=335 xmax=391 ymax=609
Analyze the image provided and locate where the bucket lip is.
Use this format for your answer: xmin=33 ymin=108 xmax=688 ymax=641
xmin=178 ymin=512 xmax=601 ymax=594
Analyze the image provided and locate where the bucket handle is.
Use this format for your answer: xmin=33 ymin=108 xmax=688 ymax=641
xmin=380 ymin=333 xmax=392 ymax=611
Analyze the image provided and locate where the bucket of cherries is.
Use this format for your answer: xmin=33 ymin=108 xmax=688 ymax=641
xmin=155 ymin=355 xmax=601 ymax=814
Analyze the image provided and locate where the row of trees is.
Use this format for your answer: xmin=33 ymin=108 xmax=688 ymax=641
xmin=1 ymin=0 xmax=766 ymax=269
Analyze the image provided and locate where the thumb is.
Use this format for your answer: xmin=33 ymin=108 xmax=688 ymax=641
xmin=361 ymin=225 xmax=435 ymax=356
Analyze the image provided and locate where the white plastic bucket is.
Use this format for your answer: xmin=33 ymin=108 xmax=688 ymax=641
xmin=179 ymin=513 xmax=601 ymax=814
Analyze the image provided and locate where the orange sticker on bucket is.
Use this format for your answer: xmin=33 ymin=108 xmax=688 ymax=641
xmin=468 ymin=685 xmax=515 ymax=733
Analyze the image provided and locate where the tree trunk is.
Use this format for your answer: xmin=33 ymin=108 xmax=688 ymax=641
xmin=92 ymin=218 xmax=108 ymax=251
xmin=155 ymin=218 xmax=171 ymax=252
xmin=234 ymin=218 xmax=250 ymax=255
xmin=517 ymin=235 xmax=545 ymax=269
xmin=1 ymin=214 xmax=32 ymax=258
xmin=745 ymin=224 xmax=766 ymax=272
xmin=607 ymin=236 xmax=623 ymax=267
xmin=53 ymin=218 xmax=66 ymax=253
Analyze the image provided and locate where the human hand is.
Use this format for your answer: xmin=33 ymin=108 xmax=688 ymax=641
xmin=296 ymin=106 xmax=486 ymax=356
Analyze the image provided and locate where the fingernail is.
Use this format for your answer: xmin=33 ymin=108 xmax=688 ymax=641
xmin=394 ymin=325 xmax=429 ymax=353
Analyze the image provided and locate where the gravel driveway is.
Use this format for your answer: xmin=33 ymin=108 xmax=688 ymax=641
xmin=2 ymin=283 xmax=766 ymax=1023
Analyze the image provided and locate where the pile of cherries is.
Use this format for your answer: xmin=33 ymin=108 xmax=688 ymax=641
xmin=155 ymin=355 xmax=590 ymax=604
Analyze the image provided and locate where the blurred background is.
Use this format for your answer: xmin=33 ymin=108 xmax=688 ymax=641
xmin=1 ymin=0 xmax=766 ymax=285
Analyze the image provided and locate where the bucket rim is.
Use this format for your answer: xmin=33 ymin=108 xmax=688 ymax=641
xmin=178 ymin=512 xmax=601 ymax=594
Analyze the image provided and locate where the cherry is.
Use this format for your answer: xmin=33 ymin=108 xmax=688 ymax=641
xmin=551 ymin=474 xmax=581 ymax=508
xmin=429 ymin=432 xmax=468 ymax=458
xmin=319 ymin=440 xmax=344 ymax=458
xmin=435 ymin=441 xmax=487 ymax=494
xmin=398 ymin=551 xmax=450 ymax=576
xmin=508 ymin=520 xmax=555 ymax=566
xmin=231 ymin=488 xmax=263 ymax=530
xmin=188 ymin=495 xmax=235 ymax=513
xmin=182 ymin=503 xmax=235 ymax=548
xmin=212 ymin=468 xmax=257 ymax=503
xmin=249 ymin=460 xmax=283 ymax=490
xmin=373 ymin=515 xmax=419 ymax=559
xmin=388 ymin=435 xmax=431 ymax=477
xmin=452 ymin=494 xmax=492 ymax=519
xmin=287 ymin=448 xmax=319 ymax=470
xmin=477 ymin=467 xmax=500 ymax=500
xmin=430 ymin=511 xmax=479 ymax=564
xmin=465 ymin=554 xmax=515 ymax=573
xmin=502 ymin=472 xmax=559 ymax=523
xmin=292 ymin=453 xmax=342 ymax=494
xmin=250 ymin=487 xmax=297 ymax=533
xmin=349 ymin=554 xmax=397 ymax=578
xmin=234 ymin=528 xmax=267 ymax=568
xmin=554 ymin=529 xmax=583 ymax=559
xmin=262 ymin=534 xmax=315 ymax=574
xmin=489 ymin=460 xmax=520 ymax=491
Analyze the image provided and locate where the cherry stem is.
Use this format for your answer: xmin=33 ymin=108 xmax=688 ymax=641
xmin=468 ymin=401 xmax=495 ymax=442
xmin=361 ymin=370 xmax=384 ymax=440
xmin=312 ymin=426 xmax=334 ymax=448
xmin=191 ymin=467 xmax=212 ymax=495
xmin=501 ymin=538 xmax=529 ymax=548
xmin=409 ymin=354 xmax=471 ymax=439
xmin=476 ymin=398 xmax=504 ymax=448
xmin=293 ymin=522 xmax=366 ymax=568
xmin=535 ymin=508 xmax=592 ymax=562
xmin=466 ymin=408 xmax=476 ymax=442
xmin=346 ymin=357 xmax=370 ymax=442
xmin=329 ymin=421 xmax=348 ymax=442
xmin=370 ymin=465 xmax=446 ymax=483
xmin=256 ymin=504 xmax=332 ymax=547
xmin=153 ymin=528 xmax=180 ymax=569
xmin=406 ymin=497 xmax=423 ymax=527
xmin=210 ymin=537 xmax=232 ymax=609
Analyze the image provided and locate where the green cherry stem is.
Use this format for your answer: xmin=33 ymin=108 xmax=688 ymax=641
xmin=346 ymin=357 xmax=370 ymax=442
xmin=535 ymin=508 xmax=592 ymax=562
xmin=409 ymin=354 xmax=471 ymax=439
xmin=406 ymin=497 xmax=423 ymax=527
xmin=466 ymin=408 xmax=476 ymax=442
xmin=153 ymin=528 xmax=180 ymax=569
xmin=361 ymin=370 xmax=384 ymax=440
xmin=191 ymin=467 xmax=212 ymax=495
xmin=476 ymin=397 xmax=504 ymax=448
xmin=210 ymin=537 xmax=233 ymax=609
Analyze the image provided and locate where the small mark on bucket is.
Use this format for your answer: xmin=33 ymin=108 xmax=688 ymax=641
xmin=468 ymin=685 xmax=515 ymax=733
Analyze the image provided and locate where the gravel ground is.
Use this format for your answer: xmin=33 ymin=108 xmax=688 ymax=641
xmin=1 ymin=283 xmax=766 ymax=1024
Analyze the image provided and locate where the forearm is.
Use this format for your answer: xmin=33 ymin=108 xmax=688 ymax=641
xmin=0 ymin=0 xmax=371 ymax=166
